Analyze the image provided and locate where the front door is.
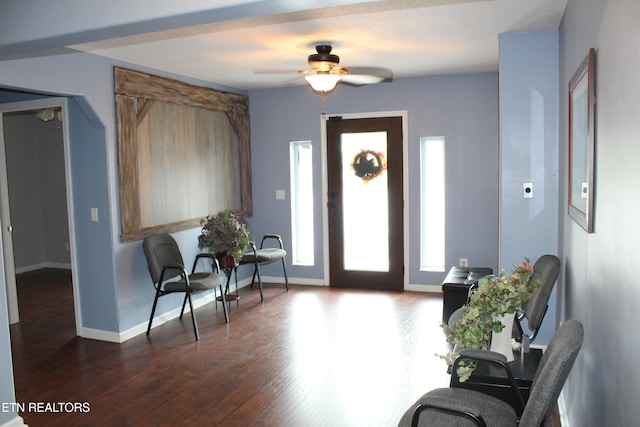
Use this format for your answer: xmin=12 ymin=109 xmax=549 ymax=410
xmin=326 ymin=116 xmax=404 ymax=290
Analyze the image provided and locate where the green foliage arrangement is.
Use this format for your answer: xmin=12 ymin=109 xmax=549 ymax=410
xmin=198 ymin=209 xmax=250 ymax=260
xmin=440 ymin=259 xmax=540 ymax=381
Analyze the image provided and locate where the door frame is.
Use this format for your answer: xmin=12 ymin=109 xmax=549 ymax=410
xmin=321 ymin=110 xmax=409 ymax=289
xmin=0 ymin=97 xmax=81 ymax=335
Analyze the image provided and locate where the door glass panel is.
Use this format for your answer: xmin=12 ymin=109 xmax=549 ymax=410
xmin=341 ymin=131 xmax=389 ymax=272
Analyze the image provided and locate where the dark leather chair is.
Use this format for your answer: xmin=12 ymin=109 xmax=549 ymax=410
xmin=398 ymin=320 xmax=583 ymax=427
xmin=143 ymin=233 xmax=225 ymax=340
xmin=237 ymin=234 xmax=288 ymax=302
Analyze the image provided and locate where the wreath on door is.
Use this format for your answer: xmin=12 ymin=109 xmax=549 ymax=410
xmin=352 ymin=150 xmax=386 ymax=181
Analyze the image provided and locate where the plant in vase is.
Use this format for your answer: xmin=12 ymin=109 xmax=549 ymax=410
xmin=440 ymin=259 xmax=539 ymax=382
xmin=198 ymin=209 xmax=250 ymax=267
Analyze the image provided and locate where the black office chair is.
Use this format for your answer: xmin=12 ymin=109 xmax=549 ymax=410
xmin=237 ymin=234 xmax=288 ymax=302
xmin=515 ymin=254 xmax=560 ymax=344
xmin=448 ymin=255 xmax=560 ymax=346
xmin=398 ymin=320 xmax=583 ymax=427
xmin=143 ymin=233 xmax=225 ymax=340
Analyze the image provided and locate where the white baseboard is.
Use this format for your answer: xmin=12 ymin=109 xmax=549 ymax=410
xmin=113 ymin=290 xmax=221 ymax=343
xmin=0 ymin=415 xmax=27 ymax=427
xmin=76 ymin=276 xmax=366 ymax=343
xmin=262 ymin=275 xmax=326 ymax=286
xmin=406 ymin=283 xmax=442 ymax=293
xmin=15 ymin=262 xmax=71 ymax=274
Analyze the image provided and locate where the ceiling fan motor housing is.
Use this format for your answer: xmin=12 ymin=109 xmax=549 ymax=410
xmin=308 ymin=45 xmax=339 ymax=71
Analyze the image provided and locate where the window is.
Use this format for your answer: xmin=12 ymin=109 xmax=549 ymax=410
xmin=420 ymin=136 xmax=445 ymax=271
xmin=290 ymin=141 xmax=314 ymax=265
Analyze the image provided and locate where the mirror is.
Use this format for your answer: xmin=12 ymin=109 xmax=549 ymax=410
xmin=568 ymin=48 xmax=595 ymax=233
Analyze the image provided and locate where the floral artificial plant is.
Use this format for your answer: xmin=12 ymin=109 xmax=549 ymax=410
xmin=440 ymin=259 xmax=540 ymax=381
xmin=198 ymin=209 xmax=250 ymax=261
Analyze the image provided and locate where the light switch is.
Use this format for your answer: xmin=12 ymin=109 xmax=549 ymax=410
xmin=91 ymin=207 xmax=99 ymax=222
xmin=276 ymin=190 xmax=286 ymax=200
xmin=523 ymin=183 xmax=533 ymax=199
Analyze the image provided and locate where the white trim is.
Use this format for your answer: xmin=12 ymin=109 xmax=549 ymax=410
xmin=406 ymin=284 xmax=443 ymax=293
xmin=321 ymin=110 xmax=409 ymax=289
xmin=0 ymin=415 xmax=27 ymax=427
xmin=87 ymin=275 xmax=323 ymax=343
xmin=14 ymin=263 xmax=72 ymax=275
xmin=103 ymin=291 xmax=220 ymax=343
xmin=262 ymin=275 xmax=326 ymax=287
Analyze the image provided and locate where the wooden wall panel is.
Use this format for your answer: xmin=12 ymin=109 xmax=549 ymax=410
xmin=115 ymin=67 xmax=251 ymax=242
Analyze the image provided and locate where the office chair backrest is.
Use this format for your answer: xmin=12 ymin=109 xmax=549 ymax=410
xmin=522 ymin=255 xmax=561 ymax=335
xmin=143 ymin=233 xmax=185 ymax=284
xmin=519 ymin=320 xmax=583 ymax=426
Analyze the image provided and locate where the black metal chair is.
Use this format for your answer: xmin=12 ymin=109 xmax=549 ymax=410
xmin=143 ymin=233 xmax=225 ymax=340
xmin=398 ymin=320 xmax=583 ymax=427
xmin=236 ymin=234 xmax=288 ymax=302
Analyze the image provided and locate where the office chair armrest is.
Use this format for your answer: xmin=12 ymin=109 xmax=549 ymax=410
xmin=260 ymin=234 xmax=284 ymax=249
xmin=409 ymin=396 xmax=488 ymax=427
xmin=451 ymin=349 xmax=526 ymax=414
xmin=192 ymin=253 xmax=221 ymax=273
xmin=158 ymin=264 xmax=189 ymax=288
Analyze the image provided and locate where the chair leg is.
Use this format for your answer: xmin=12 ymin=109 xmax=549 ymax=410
xmin=281 ymin=258 xmax=289 ymax=291
xmin=186 ymin=291 xmax=199 ymax=341
xmin=147 ymin=291 xmax=161 ymax=336
xmin=250 ymin=267 xmax=258 ymax=288
xmin=180 ymin=293 xmax=189 ymax=318
xmin=254 ymin=263 xmax=264 ymax=302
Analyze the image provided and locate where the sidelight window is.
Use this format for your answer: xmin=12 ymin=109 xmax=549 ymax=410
xmin=420 ymin=136 xmax=445 ymax=272
xmin=290 ymin=141 xmax=314 ymax=265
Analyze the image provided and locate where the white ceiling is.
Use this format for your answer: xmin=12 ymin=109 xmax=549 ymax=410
xmin=63 ymin=0 xmax=565 ymax=90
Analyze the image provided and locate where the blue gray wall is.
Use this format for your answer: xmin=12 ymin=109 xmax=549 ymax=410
xmin=560 ymin=0 xmax=640 ymax=425
xmin=498 ymin=31 xmax=560 ymax=343
xmin=249 ymin=74 xmax=500 ymax=286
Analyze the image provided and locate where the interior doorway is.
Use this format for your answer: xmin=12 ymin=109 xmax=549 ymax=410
xmin=324 ymin=113 xmax=406 ymax=291
xmin=0 ymin=98 xmax=77 ymax=331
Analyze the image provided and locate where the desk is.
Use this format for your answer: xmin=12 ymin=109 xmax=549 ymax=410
xmin=450 ymin=348 xmax=543 ymax=413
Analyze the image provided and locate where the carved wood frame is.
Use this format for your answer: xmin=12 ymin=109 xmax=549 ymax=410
xmin=115 ymin=67 xmax=252 ymax=242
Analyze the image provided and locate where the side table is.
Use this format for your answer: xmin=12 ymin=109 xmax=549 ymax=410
xmin=217 ymin=265 xmax=239 ymax=316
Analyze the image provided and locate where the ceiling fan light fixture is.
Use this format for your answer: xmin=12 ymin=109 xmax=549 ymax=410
xmin=305 ymin=72 xmax=341 ymax=92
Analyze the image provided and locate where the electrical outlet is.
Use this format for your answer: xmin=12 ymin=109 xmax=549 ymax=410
xmin=459 ymin=258 xmax=469 ymax=268
xmin=276 ymin=189 xmax=285 ymax=200
xmin=523 ymin=182 xmax=533 ymax=198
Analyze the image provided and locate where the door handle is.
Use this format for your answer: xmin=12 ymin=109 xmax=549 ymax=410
xmin=6 ymin=225 xmax=12 ymax=232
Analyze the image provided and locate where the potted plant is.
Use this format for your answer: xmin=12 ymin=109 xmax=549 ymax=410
xmin=198 ymin=209 xmax=250 ymax=267
xmin=440 ymin=259 xmax=539 ymax=381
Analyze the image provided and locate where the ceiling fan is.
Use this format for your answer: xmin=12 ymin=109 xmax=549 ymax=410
xmin=257 ymin=44 xmax=393 ymax=93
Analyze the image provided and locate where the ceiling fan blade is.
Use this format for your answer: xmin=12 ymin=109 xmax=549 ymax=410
xmin=340 ymin=67 xmax=393 ymax=85
xmin=254 ymin=69 xmax=307 ymax=75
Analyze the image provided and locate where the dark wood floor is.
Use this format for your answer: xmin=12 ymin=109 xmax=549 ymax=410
xmin=9 ymin=269 xmax=560 ymax=426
